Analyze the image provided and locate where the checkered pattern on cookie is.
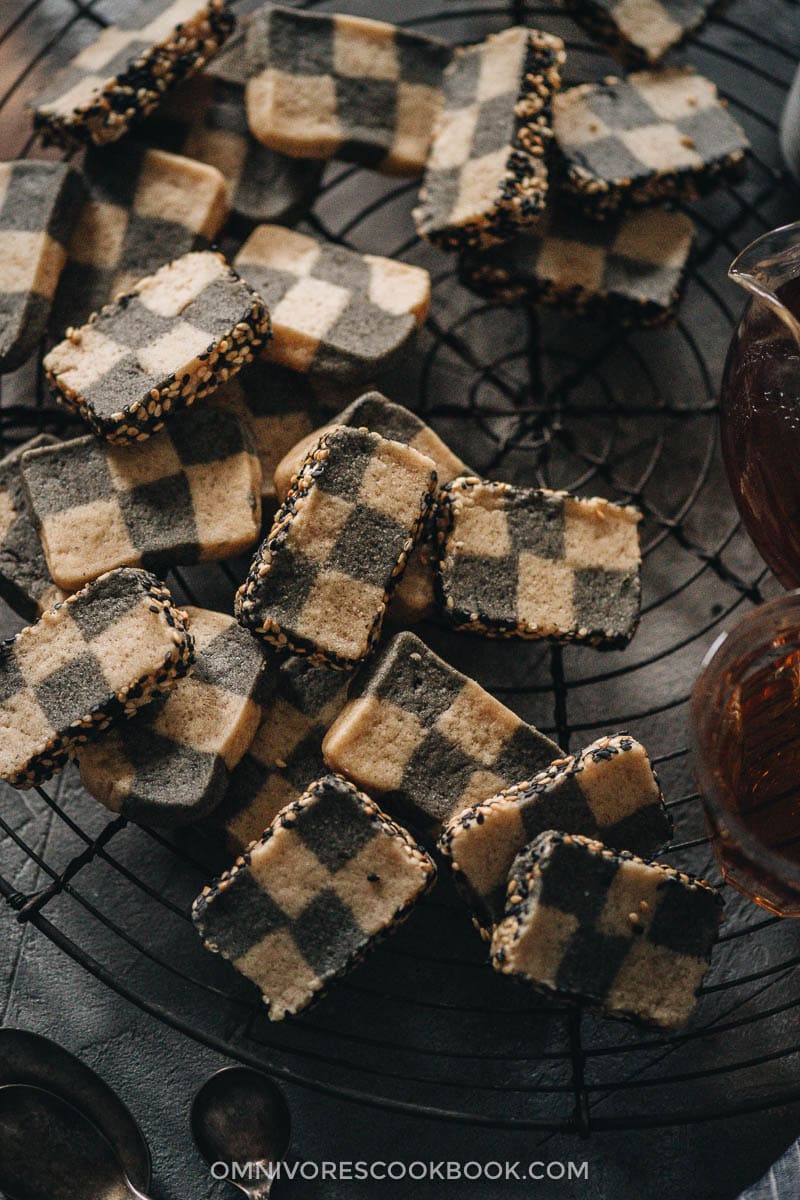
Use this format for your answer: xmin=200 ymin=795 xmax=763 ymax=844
xmin=553 ymin=68 xmax=748 ymax=217
xmin=234 ymin=225 xmax=429 ymax=387
xmin=435 ymin=477 xmax=642 ymax=648
xmin=413 ymin=27 xmax=565 ymax=252
xmin=563 ymin=0 xmax=721 ymax=67
xmin=145 ymin=38 xmax=323 ymax=226
xmin=32 ymin=0 xmax=234 ymax=148
xmin=79 ymin=606 xmax=273 ymax=828
xmin=0 ymin=162 xmax=86 ymax=372
xmin=208 ymin=655 xmax=355 ymax=855
xmin=236 ymin=427 xmax=437 ymax=668
xmin=44 ymin=250 xmax=270 ymax=444
xmin=322 ymin=630 xmax=561 ymax=835
xmin=440 ymin=734 xmax=672 ymax=935
xmin=273 ymin=390 xmax=468 ymax=501
xmin=193 ymin=773 xmax=436 ymax=1019
xmin=0 ymin=566 xmax=194 ymax=788
xmin=460 ymin=205 xmax=696 ymax=329
xmin=0 ymin=436 xmax=65 ymax=622
xmin=20 ymin=406 xmax=262 ymax=592
xmin=209 ymin=360 xmax=330 ymax=502
xmin=50 ymin=144 xmax=229 ymax=336
xmin=245 ymin=6 xmax=451 ymax=175
xmin=490 ymin=831 xmax=723 ymax=1029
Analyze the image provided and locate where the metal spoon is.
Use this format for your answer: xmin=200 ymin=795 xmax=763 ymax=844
xmin=0 ymin=1028 xmax=151 ymax=1192
xmin=191 ymin=1067 xmax=291 ymax=1200
xmin=0 ymin=1084 xmax=152 ymax=1200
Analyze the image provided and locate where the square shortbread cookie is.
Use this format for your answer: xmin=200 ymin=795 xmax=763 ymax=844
xmin=553 ymin=68 xmax=748 ymax=217
xmin=32 ymin=0 xmax=234 ymax=148
xmin=322 ymin=630 xmax=561 ymax=835
xmin=459 ymin=207 xmax=696 ymax=327
xmin=20 ymin=406 xmax=262 ymax=592
xmin=272 ymin=391 xmax=467 ymax=501
xmin=440 ymin=734 xmax=672 ymax=935
xmin=50 ymin=144 xmax=229 ymax=336
xmin=79 ymin=606 xmax=272 ymax=827
xmin=563 ymin=0 xmax=723 ymax=67
xmin=234 ymin=225 xmax=429 ymax=387
xmin=0 ymin=161 xmax=85 ymax=372
xmin=0 ymin=567 xmax=193 ymax=787
xmin=245 ymin=6 xmax=451 ymax=175
xmin=144 ymin=28 xmax=323 ymax=226
xmin=208 ymin=654 xmax=355 ymax=855
xmin=414 ymin=27 xmax=565 ymax=251
xmin=45 ymin=250 xmax=270 ymax=444
xmin=0 ymin=435 xmax=65 ymax=622
xmin=491 ymin=831 xmax=723 ymax=1029
xmin=193 ymin=773 xmax=436 ymax=1019
xmin=236 ymin=427 xmax=436 ymax=668
xmin=272 ymin=391 xmax=468 ymax=625
xmin=435 ymin=477 xmax=642 ymax=648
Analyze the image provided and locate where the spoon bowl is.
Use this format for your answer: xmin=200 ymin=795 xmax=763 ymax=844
xmin=0 ymin=1084 xmax=150 ymax=1200
xmin=0 ymin=1028 xmax=151 ymax=1192
xmin=191 ymin=1067 xmax=291 ymax=1199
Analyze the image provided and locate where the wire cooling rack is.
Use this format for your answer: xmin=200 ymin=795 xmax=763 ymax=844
xmin=0 ymin=0 xmax=799 ymax=1138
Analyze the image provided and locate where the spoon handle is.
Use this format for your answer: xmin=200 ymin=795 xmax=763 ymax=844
xmin=126 ymin=1182 xmax=156 ymax=1200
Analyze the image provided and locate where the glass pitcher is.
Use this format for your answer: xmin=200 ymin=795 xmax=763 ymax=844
xmin=720 ymin=221 xmax=800 ymax=586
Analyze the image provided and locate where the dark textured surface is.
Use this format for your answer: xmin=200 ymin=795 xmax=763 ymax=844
xmin=1 ymin=2 xmax=800 ymax=1198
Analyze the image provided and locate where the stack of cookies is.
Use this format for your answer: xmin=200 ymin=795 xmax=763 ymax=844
xmin=0 ymin=0 xmax=734 ymax=1032
xmin=414 ymin=22 xmax=746 ymax=327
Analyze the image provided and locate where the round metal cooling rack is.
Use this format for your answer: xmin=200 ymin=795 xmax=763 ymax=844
xmin=0 ymin=0 xmax=799 ymax=1137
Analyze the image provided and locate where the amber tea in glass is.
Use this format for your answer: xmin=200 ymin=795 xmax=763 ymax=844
xmin=692 ymin=594 xmax=800 ymax=916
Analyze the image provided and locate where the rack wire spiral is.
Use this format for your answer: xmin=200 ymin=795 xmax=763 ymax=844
xmin=0 ymin=0 xmax=799 ymax=1138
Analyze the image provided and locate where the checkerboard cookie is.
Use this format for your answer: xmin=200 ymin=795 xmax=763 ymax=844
xmin=414 ymin=27 xmax=565 ymax=252
xmin=273 ymin=391 xmax=467 ymax=500
xmin=563 ymin=0 xmax=722 ymax=67
xmin=435 ymin=477 xmax=642 ymax=648
xmin=273 ymin=391 xmax=468 ymax=624
xmin=322 ymin=631 xmax=560 ymax=835
xmin=440 ymin=734 xmax=671 ymax=935
xmin=0 ymin=436 xmax=65 ymax=622
xmin=193 ymin=773 xmax=436 ymax=1019
xmin=0 ymin=567 xmax=193 ymax=787
xmin=79 ymin=606 xmax=270 ymax=827
xmin=236 ymin=427 xmax=436 ymax=668
xmin=245 ymin=6 xmax=451 ymax=175
xmin=45 ymin=250 xmax=270 ymax=444
xmin=20 ymin=407 xmax=261 ymax=592
xmin=145 ymin=31 xmax=323 ymax=227
xmin=51 ymin=144 xmax=229 ymax=336
xmin=209 ymin=361 xmax=329 ymax=502
xmin=491 ymin=831 xmax=723 ymax=1029
xmin=234 ymin=226 xmax=429 ymax=387
xmin=208 ymin=654 xmax=355 ymax=855
xmin=0 ymin=162 xmax=85 ymax=373
xmin=460 ymin=206 xmax=695 ymax=329
xmin=32 ymin=0 xmax=234 ymax=148
xmin=553 ymin=68 xmax=749 ymax=217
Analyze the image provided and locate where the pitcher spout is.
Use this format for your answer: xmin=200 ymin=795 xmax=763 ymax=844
xmin=729 ymin=221 xmax=800 ymax=343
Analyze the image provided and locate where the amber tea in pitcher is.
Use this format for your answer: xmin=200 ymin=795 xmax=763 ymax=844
xmin=720 ymin=222 xmax=800 ymax=587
